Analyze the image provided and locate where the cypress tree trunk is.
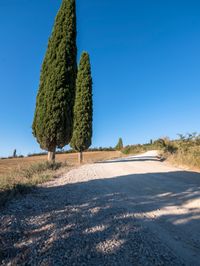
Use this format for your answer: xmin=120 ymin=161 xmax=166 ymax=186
xmin=78 ymin=151 xmax=83 ymax=164
xmin=48 ymin=148 xmax=56 ymax=163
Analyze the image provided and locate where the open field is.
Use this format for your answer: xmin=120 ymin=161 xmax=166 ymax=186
xmin=0 ymin=151 xmax=121 ymax=207
xmin=0 ymin=151 xmax=121 ymax=176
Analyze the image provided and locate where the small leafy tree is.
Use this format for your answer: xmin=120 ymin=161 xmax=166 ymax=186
xmin=115 ymin=138 xmax=123 ymax=151
xmin=70 ymin=52 xmax=93 ymax=163
xmin=32 ymin=0 xmax=77 ymax=162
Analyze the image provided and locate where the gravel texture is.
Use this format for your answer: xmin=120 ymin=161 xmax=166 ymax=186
xmin=1 ymin=151 xmax=200 ymax=265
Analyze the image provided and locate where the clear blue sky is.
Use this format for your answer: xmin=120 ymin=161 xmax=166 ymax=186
xmin=0 ymin=0 xmax=200 ymax=157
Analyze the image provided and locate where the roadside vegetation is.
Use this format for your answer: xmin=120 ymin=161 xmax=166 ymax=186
xmin=159 ymin=133 xmax=200 ymax=170
xmin=0 ymin=151 xmax=119 ymax=175
xmin=122 ymin=133 xmax=200 ymax=171
xmin=0 ymin=151 xmax=120 ymax=206
xmin=122 ymin=141 xmax=160 ymax=155
xmin=0 ymin=161 xmax=65 ymax=207
xmin=1 ymin=132 xmax=200 ymax=206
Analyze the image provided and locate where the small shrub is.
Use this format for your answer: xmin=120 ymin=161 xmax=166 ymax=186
xmin=158 ymin=138 xmax=178 ymax=154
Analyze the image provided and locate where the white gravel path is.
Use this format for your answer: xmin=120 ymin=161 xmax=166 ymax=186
xmin=1 ymin=151 xmax=200 ymax=265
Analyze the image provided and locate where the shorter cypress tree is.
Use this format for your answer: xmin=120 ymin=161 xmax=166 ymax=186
xmin=70 ymin=52 xmax=93 ymax=163
xmin=115 ymin=138 xmax=123 ymax=151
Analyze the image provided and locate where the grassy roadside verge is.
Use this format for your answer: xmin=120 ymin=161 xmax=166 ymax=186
xmin=0 ymin=151 xmax=120 ymax=176
xmin=0 ymin=151 xmax=121 ymax=207
xmin=0 ymin=161 xmax=68 ymax=207
xmin=162 ymin=149 xmax=200 ymax=171
xmin=158 ymin=137 xmax=200 ymax=171
xmin=121 ymin=136 xmax=200 ymax=172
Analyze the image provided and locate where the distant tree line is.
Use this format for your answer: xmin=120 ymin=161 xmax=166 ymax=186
xmin=27 ymin=147 xmax=115 ymax=158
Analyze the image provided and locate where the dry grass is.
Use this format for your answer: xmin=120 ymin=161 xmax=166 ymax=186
xmin=158 ymin=136 xmax=200 ymax=171
xmin=0 ymin=151 xmax=121 ymax=176
xmin=165 ymin=148 xmax=200 ymax=171
xmin=0 ymin=151 xmax=121 ymax=207
xmin=0 ymin=161 xmax=65 ymax=207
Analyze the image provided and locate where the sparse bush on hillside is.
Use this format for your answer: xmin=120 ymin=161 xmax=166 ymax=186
xmin=160 ymin=133 xmax=200 ymax=170
xmin=157 ymin=138 xmax=178 ymax=154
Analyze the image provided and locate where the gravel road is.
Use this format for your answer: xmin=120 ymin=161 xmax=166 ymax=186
xmin=1 ymin=151 xmax=200 ymax=265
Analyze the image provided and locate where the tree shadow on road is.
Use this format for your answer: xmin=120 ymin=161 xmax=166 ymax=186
xmin=1 ymin=169 xmax=200 ymax=265
xmin=97 ymin=155 xmax=162 ymax=163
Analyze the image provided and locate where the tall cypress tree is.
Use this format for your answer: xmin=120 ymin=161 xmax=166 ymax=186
xmin=115 ymin=138 xmax=123 ymax=151
xmin=70 ymin=52 xmax=93 ymax=163
xmin=32 ymin=0 xmax=77 ymax=162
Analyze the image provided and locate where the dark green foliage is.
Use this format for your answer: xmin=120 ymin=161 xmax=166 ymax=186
xmin=70 ymin=52 xmax=93 ymax=152
xmin=13 ymin=149 xmax=17 ymax=158
xmin=32 ymin=0 xmax=77 ymax=152
xmin=115 ymin=138 xmax=123 ymax=150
